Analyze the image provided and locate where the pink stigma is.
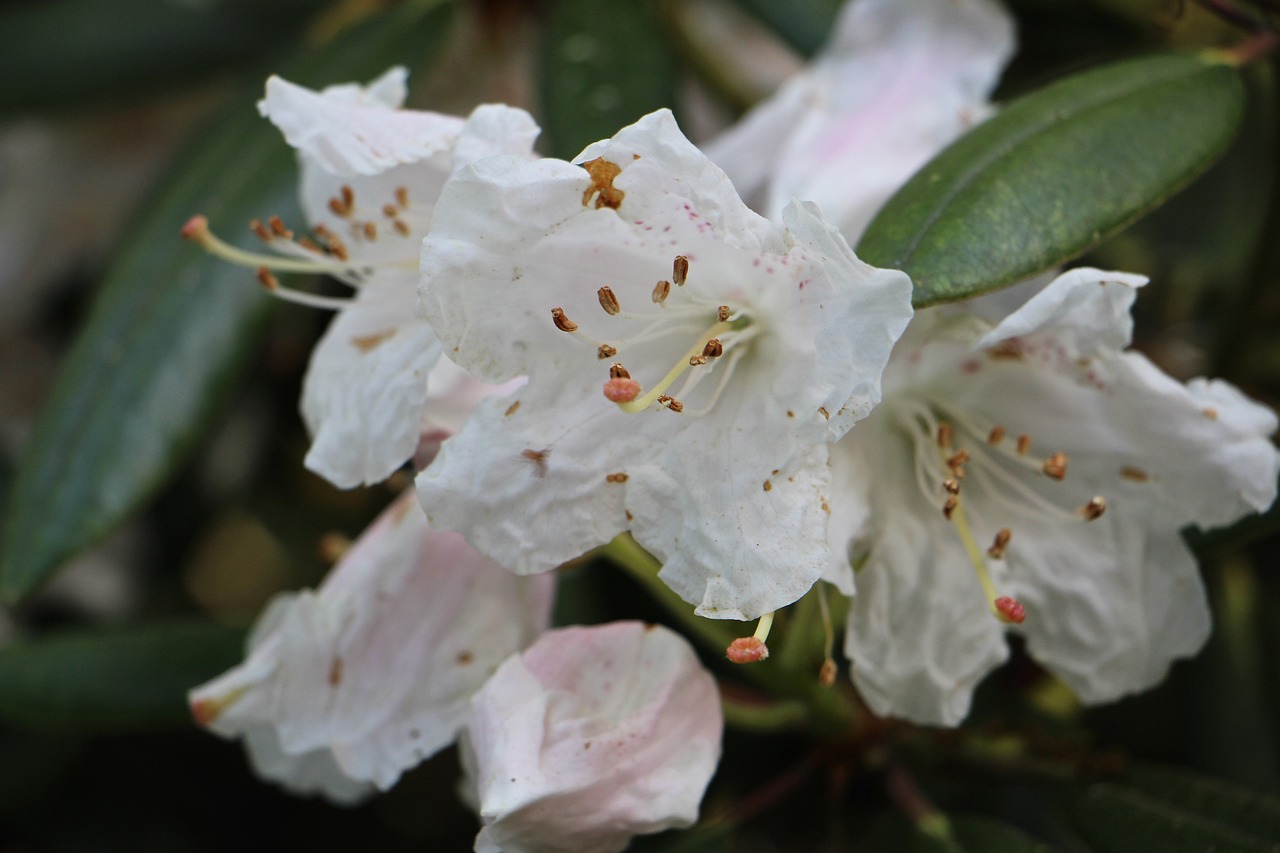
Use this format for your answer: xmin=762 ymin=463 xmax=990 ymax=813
xmin=603 ymin=377 xmax=642 ymax=403
xmin=180 ymin=215 xmax=208 ymax=241
xmin=994 ymin=596 xmax=1026 ymax=624
xmin=726 ymin=637 xmax=769 ymax=664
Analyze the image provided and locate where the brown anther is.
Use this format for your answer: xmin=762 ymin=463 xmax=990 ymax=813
xmin=1016 ymin=434 xmax=1031 ymax=455
xmin=763 ymin=480 xmax=772 ymax=492
xmin=946 ymin=449 xmax=970 ymax=471
xmin=652 ymin=279 xmax=671 ymax=303
xmin=657 ymin=396 xmax=684 ymax=413
xmin=689 ymin=355 xmax=707 ymax=366
xmin=581 ymin=158 xmax=625 ymax=209
xmin=268 ymin=216 xmax=292 ymax=239
xmin=936 ymin=422 xmax=954 ymax=449
xmin=298 ymin=236 xmax=323 ymax=253
xmin=328 ymin=241 xmax=349 ymax=262
xmin=328 ymin=197 xmax=349 ymax=217
xmin=606 ymin=472 xmax=629 ymax=483
xmin=987 ymin=528 xmax=1012 ymax=559
xmin=597 ymin=286 xmax=621 ymax=315
xmin=943 ymin=495 xmax=959 ymax=519
xmin=1042 ymin=452 xmax=1068 ymax=480
xmin=363 ymin=221 xmax=377 ymax=241
xmin=818 ymin=659 xmax=837 ymax=687
xmin=597 ymin=344 xmax=617 ymax=360
xmin=316 ymin=532 xmax=351 ymax=564
xmin=256 ymin=267 xmax=280 ymax=291
xmin=1120 ymin=466 xmax=1149 ymax=482
xmin=718 ymin=305 xmax=731 ymax=322
xmin=552 ymin=307 xmax=579 ymax=333
xmin=702 ymin=339 xmax=723 ymax=359
xmin=382 ymin=203 xmax=398 ymax=218
xmin=609 ymin=363 xmax=631 ymax=379
xmin=395 ymin=186 xmax=409 ymax=208
xmin=943 ymin=478 xmax=960 ymax=495
xmin=1203 ymin=407 xmax=1219 ymax=420
xmin=1078 ymin=496 xmax=1107 ymax=521
xmin=673 ymin=255 xmax=689 ymax=286
xmin=341 ymin=185 xmax=354 ymax=210
xmin=393 ymin=219 xmax=410 ymax=237
xmin=987 ymin=425 xmax=1006 ymax=444
xmin=249 ymin=218 xmax=272 ymax=242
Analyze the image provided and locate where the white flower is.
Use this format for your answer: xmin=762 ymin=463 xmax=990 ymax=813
xmin=461 ymin=622 xmax=722 ymax=853
xmin=416 ymin=109 xmax=913 ymax=621
xmin=189 ymin=491 xmax=555 ymax=802
xmin=256 ymin=67 xmax=540 ymax=487
xmin=705 ymin=0 xmax=1015 ymax=240
xmin=829 ymin=268 xmax=1280 ymax=725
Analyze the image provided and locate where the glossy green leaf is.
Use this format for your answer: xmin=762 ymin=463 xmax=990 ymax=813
xmin=0 ymin=621 xmax=244 ymax=730
xmin=857 ymin=53 xmax=1246 ymax=307
xmin=728 ymin=0 xmax=842 ymax=56
xmin=540 ymin=0 xmax=678 ymax=158
xmin=0 ymin=1 xmax=457 ymax=605
xmin=1071 ymin=764 xmax=1280 ymax=852
xmin=0 ymin=0 xmax=327 ymax=115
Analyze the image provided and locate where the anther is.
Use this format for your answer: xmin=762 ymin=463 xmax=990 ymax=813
xmin=718 ymin=305 xmax=730 ymax=322
xmin=689 ymin=355 xmax=707 ymax=366
xmin=987 ymin=528 xmax=1012 ymax=559
xmin=256 ymin=266 xmax=280 ymax=291
xmin=936 ymin=422 xmax=953 ymax=449
xmin=551 ymin=307 xmax=579 ymax=332
xmin=943 ymin=478 xmax=960 ymax=495
xmin=702 ymin=339 xmax=723 ymax=358
xmin=943 ymin=495 xmax=958 ymax=519
xmin=597 ymin=344 xmax=617 ymax=359
xmin=298 ymin=236 xmax=322 ymax=253
xmin=393 ymin=219 xmax=410 ymax=237
xmin=268 ymin=216 xmax=292 ymax=239
xmin=652 ymin=279 xmax=671 ymax=303
xmin=382 ymin=203 xmax=398 ymax=218
xmin=598 ymin=286 xmax=621 ymax=315
xmin=395 ymin=186 xmax=409 ymax=208
xmin=988 ymin=425 xmax=1005 ymax=444
xmin=819 ymin=659 xmax=837 ymax=687
xmin=249 ymin=218 xmax=272 ymax=242
xmin=946 ymin=449 xmax=970 ymax=476
xmin=994 ymin=596 xmax=1026 ymax=624
xmin=1016 ymin=434 xmax=1031 ymax=455
xmin=609 ymin=363 xmax=631 ymax=379
xmin=341 ymin=185 xmax=354 ymax=210
xmin=362 ymin=221 xmax=377 ymax=241
xmin=1078 ymin=496 xmax=1107 ymax=520
xmin=328 ymin=197 xmax=349 ymax=217
xmin=657 ymin=395 xmax=684 ymax=413
xmin=1042 ymin=452 xmax=1068 ymax=480
xmin=673 ymin=255 xmax=689 ymax=286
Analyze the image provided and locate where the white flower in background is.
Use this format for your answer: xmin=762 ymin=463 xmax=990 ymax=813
xmin=706 ymin=0 xmax=1015 ymax=241
xmin=462 ymin=621 xmax=722 ymax=853
xmin=417 ymin=109 xmax=912 ymax=621
xmin=189 ymin=491 xmax=555 ymax=802
xmin=187 ymin=67 xmax=540 ymax=488
xmin=828 ymin=268 xmax=1280 ymax=726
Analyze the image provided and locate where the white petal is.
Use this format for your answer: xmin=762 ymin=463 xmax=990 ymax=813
xmin=190 ymin=492 xmax=554 ymax=793
xmin=706 ymin=0 xmax=1015 ymax=239
xmin=260 ymin=72 xmax=465 ymax=177
xmin=301 ymin=275 xmax=443 ymax=488
xmin=976 ymin=268 xmax=1147 ymax=355
xmin=463 ymin=622 xmax=722 ymax=853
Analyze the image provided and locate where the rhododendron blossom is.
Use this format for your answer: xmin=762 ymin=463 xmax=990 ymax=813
xmin=417 ymin=109 xmax=912 ymax=621
xmin=706 ymin=0 xmax=1014 ymax=240
xmin=189 ymin=491 xmax=554 ymax=801
xmin=461 ymin=622 xmax=722 ymax=853
xmin=828 ymin=269 xmax=1280 ymax=725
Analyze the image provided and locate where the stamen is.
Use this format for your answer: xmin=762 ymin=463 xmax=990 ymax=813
xmin=250 ymin=219 xmax=272 ymax=242
xmin=718 ymin=305 xmax=731 ymax=322
xmin=943 ymin=478 xmax=960 ymax=495
xmin=597 ymin=344 xmax=617 ymax=359
xmin=703 ymin=339 xmax=723 ymax=359
xmin=1042 ymin=452 xmax=1068 ymax=480
xmin=382 ymin=203 xmax=398 ymax=218
xmin=362 ymin=221 xmax=377 ymax=241
xmin=689 ymin=354 xmax=707 ymax=366
xmin=551 ymin=307 xmax=579 ymax=332
xmin=181 ymin=216 xmax=352 ymax=275
xmin=816 ymin=584 xmax=837 ymax=688
xmin=613 ymin=316 xmax=740 ymax=414
xmin=1016 ymin=434 xmax=1031 ymax=455
xmin=190 ymin=686 xmax=250 ymax=726
xmin=652 ymin=279 xmax=671 ymax=303
xmin=598 ymin=286 xmax=621 ymax=315
xmin=987 ymin=528 xmax=1012 ymax=559
xmin=268 ymin=216 xmax=292 ymax=239
xmin=341 ymin=185 xmax=354 ymax=210
xmin=725 ymin=612 xmax=774 ymax=664
xmin=1078 ymin=496 xmax=1107 ymax=520
xmin=988 ymin=425 xmax=1005 ymax=444
xmin=673 ymin=255 xmax=689 ymax=286
xmin=395 ymin=186 xmax=409 ymax=208
xmin=946 ymin=449 xmax=970 ymax=479
xmin=940 ymin=461 xmax=1027 ymax=625
xmin=393 ymin=219 xmax=410 ymax=237
xmin=942 ymin=495 xmax=958 ymax=519
xmin=609 ymin=363 xmax=631 ymax=379
xmin=256 ymin=266 xmax=351 ymax=310
xmin=937 ymin=422 xmax=953 ymax=449
xmin=657 ymin=395 xmax=684 ymax=413
xmin=328 ymin=197 xmax=349 ymax=217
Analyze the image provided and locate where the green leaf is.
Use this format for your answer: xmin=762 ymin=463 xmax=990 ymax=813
xmin=857 ymin=53 xmax=1246 ymax=307
xmin=728 ymin=0 xmax=841 ymax=57
xmin=0 ymin=0 xmax=328 ymax=115
xmin=540 ymin=0 xmax=679 ymax=159
xmin=0 ymin=1 xmax=457 ymax=605
xmin=0 ymin=621 xmax=244 ymax=730
xmin=1071 ymin=764 xmax=1280 ymax=852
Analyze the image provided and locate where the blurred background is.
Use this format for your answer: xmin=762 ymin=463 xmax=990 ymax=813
xmin=1 ymin=0 xmax=1279 ymax=849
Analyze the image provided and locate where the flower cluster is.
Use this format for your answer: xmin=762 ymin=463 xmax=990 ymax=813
xmin=186 ymin=0 xmax=1279 ymax=848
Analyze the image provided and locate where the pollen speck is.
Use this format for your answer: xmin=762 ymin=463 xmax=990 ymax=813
xmin=606 ymin=472 xmax=629 ymax=483
xmin=763 ymin=480 xmax=772 ymax=492
xmin=1120 ymin=466 xmax=1149 ymax=482
xmin=1203 ymin=407 xmax=1219 ymax=420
